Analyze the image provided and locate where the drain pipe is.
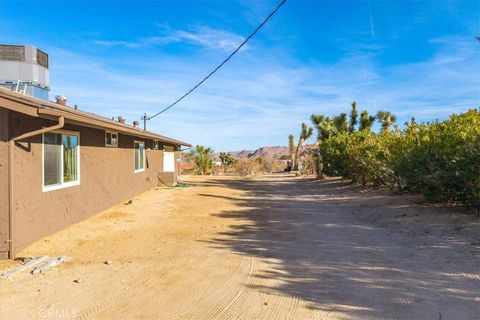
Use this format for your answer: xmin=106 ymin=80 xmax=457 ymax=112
xmin=7 ymin=116 xmax=65 ymax=259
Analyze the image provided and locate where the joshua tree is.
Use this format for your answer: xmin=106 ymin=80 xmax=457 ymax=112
xmin=311 ymin=114 xmax=336 ymax=178
xmin=333 ymin=113 xmax=349 ymax=134
xmin=311 ymin=115 xmax=335 ymax=140
xmin=219 ymin=152 xmax=236 ymax=173
xmin=293 ymin=123 xmax=313 ymax=171
xmin=288 ymin=134 xmax=295 ymax=170
xmin=376 ymin=110 xmax=397 ymax=132
xmin=349 ymin=101 xmax=358 ymax=133
xmin=404 ymin=116 xmax=416 ymax=127
xmin=191 ymin=145 xmax=214 ymax=175
xmin=359 ymin=110 xmax=376 ymax=131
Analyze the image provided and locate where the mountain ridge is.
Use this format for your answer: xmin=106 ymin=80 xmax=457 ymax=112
xmin=215 ymin=146 xmax=290 ymax=160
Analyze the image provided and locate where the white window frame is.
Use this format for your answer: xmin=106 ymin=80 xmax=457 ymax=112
xmin=134 ymin=140 xmax=145 ymax=173
xmin=42 ymin=130 xmax=81 ymax=192
xmin=105 ymin=131 xmax=118 ymax=147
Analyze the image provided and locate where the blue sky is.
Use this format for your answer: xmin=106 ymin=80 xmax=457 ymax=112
xmin=1 ymin=0 xmax=479 ymax=151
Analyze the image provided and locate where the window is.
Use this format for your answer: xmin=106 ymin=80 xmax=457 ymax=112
xmin=43 ymin=131 xmax=80 ymax=191
xmin=105 ymin=132 xmax=118 ymax=147
xmin=153 ymin=140 xmax=159 ymax=149
xmin=134 ymin=141 xmax=145 ymax=172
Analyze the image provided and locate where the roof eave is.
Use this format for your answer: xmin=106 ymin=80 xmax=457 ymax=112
xmin=0 ymin=88 xmax=191 ymax=147
xmin=38 ymin=107 xmax=191 ymax=147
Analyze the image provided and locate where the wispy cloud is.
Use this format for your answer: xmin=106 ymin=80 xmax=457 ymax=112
xmin=93 ymin=26 xmax=246 ymax=51
xmin=2 ymin=0 xmax=478 ymax=152
xmin=49 ymin=35 xmax=479 ymax=151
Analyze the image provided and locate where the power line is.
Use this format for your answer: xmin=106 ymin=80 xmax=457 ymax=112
xmin=145 ymin=0 xmax=288 ymax=123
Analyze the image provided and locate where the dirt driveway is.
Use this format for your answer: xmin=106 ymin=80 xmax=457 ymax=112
xmin=1 ymin=174 xmax=479 ymax=320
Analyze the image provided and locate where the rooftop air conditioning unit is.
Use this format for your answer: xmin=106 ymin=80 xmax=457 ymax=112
xmin=0 ymin=44 xmax=50 ymax=100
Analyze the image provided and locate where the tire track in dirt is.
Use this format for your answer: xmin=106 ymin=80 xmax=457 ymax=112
xmin=78 ymin=246 xmax=253 ymax=319
xmin=369 ymin=265 xmax=417 ymax=320
xmin=168 ymin=252 xmax=251 ymax=319
xmin=196 ymin=253 xmax=260 ymax=320
xmin=258 ymin=267 xmax=302 ymax=320
xmin=73 ymin=250 xmax=184 ymax=319
xmin=6 ymin=174 xmax=479 ymax=320
xmin=75 ymin=275 xmax=154 ymax=320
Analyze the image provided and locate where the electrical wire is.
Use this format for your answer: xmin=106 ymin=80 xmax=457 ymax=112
xmin=146 ymin=0 xmax=288 ymax=120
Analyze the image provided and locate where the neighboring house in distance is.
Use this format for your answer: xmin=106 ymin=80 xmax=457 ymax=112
xmin=180 ymin=162 xmax=196 ymax=171
xmin=0 ymin=89 xmax=191 ymax=259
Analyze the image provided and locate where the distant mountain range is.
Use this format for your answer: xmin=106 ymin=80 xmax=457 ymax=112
xmin=215 ymin=146 xmax=290 ymax=160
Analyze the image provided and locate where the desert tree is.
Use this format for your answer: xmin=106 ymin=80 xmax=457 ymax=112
xmin=404 ymin=116 xmax=416 ymax=127
xmin=288 ymin=134 xmax=295 ymax=166
xmin=376 ymin=110 xmax=397 ymax=132
xmin=293 ymin=123 xmax=313 ymax=171
xmin=311 ymin=115 xmax=335 ymax=141
xmin=219 ymin=152 xmax=236 ymax=173
xmin=349 ymin=101 xmax=358 ymax=133
xmin=333 ymin=113 xmax=349 ymax=134
xmin=311 ymin=114 xmax=335 ymax=178
xmin=359 ymin=110 xmax=376 ymax=131
xmin=191 ymin=145 xmax=214 ymax=175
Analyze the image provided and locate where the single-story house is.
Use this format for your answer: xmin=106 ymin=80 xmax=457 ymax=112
xmin=0 ymin=88 xmax=191 ymax=259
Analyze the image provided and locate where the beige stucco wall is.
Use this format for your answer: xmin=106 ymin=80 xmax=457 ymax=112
xmin=4 ymin=110 xmax=180 ymax=256
xmin=158 ymin=172 xmax=177 ymax=186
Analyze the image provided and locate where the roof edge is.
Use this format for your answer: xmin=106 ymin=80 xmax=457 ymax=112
xmin=0 ymin=88 xmax=191 ymax=147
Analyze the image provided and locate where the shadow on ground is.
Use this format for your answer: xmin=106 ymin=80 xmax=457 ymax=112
xmin=192 ymin=174 xmax=480 ymax=319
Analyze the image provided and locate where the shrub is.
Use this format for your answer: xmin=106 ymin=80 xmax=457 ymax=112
xmin=319 ymin=109 xmax=479 ymax=210
xmin=190 ymin=145 xmax=214 ymax=175
xmin=234 ymin=158 xmax=258 ymax=176
xmin=393 ymin=110 xmax=480 ymax=208
xmin=321 ymin=130 xmax=399 ymax=186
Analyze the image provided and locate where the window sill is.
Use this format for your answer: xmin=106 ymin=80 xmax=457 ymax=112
xmin=43 ymin=181 xmax=80 ymax=192
xmin=134 ymin=169 xmax=145 ymax=173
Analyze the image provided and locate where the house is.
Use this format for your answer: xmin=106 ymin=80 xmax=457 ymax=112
xmin=0 ymin=88 xmax=191 ymax=259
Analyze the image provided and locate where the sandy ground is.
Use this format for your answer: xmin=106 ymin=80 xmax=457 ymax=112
xmin=0 ymin=174 xmax=479 ymax=320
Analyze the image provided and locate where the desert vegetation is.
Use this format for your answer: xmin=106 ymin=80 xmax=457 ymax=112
xmin=189 ymin=106 xmax=478 ymax=210
xmin=219 ymin=152 xmax=237 ymax=173
xmin=292 ymin=123 xmax=313 ymax=171
xmin=291 ymin=104 xmax=479 ymax=210
xmin=232 ymin=156 xmax=286 ymax=176
xmin=188 ymin=146 xmax=286 ymax=176
xmin=190 ymin=145 xmax=214 ymax=175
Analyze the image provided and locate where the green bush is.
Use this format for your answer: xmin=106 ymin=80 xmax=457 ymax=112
xmin=393 ymin=110 xmax=480 ymax=208
xmin=321 ymin=130 xmax=400 ymax=186
xmin=320 ymin=109 xmax=480 ymax=210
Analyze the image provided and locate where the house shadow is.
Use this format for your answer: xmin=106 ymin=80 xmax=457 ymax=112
xmin=191 ymin=175 xmax=480 ymax=319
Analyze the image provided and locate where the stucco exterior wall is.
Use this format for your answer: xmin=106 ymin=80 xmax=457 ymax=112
xmin=5 ymin=110 xmax=180 ymax=256
xmin=158 ymin=172 xmax=177 ymax=186
xmin=0 ymin=108 xmax=9 ymax=258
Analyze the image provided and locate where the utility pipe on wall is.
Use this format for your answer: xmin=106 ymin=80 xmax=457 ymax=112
xmin=7 ymin=116 xmax=65 ymax=259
